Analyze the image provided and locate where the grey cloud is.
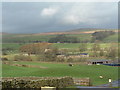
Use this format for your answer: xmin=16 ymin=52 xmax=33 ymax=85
xmin=2 ymin=2 xmax=118 ymax=33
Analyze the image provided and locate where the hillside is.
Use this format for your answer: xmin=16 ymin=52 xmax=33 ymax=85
xmin=2 ymin=29 xmax=118 ymax=43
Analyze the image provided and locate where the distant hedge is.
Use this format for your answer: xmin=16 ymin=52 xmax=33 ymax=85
xmin=2 ymin=77 xmax=74 ymax=88
xmin=14 ymin=54 xmax=32 ymax=61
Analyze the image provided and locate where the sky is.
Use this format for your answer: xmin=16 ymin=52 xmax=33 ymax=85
xmin=2 ymin=2 xmax=118 ymax=33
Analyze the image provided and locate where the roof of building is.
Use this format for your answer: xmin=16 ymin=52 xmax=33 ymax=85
xmin=80 ymin=53 xmax=88 ymax=55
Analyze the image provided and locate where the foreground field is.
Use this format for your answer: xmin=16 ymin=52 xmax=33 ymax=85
xmin=2 ymin=61 xmax=118 ymax=86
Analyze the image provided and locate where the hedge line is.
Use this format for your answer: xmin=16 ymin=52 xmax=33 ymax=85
xmin=2 ymin=77 xmax=74 ymax=88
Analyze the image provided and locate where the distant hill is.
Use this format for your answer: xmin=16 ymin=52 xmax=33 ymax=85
xmin=2 ymin=29 xmax=118 ymax=43
xmin=65 ymin=28 xmax=116 ymax=32
xmin=0 ymin=32 xmax=11 ymax=35
xmin=29 ymin=28 xmax=118 ymax=36
xmin=1 ymin=28 xmax=117 ymax=35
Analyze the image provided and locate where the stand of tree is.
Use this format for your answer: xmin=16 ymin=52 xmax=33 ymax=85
xmin=48 ymin=34 xmax=80 ymax=43
xmin=91 ymin=31 xmax=115 ymax=42
xmin=19 ymin=43 xmax=52 ymax=55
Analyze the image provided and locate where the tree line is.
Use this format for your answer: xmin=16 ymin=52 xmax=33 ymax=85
xmin=48 ymin=34 xmax=80 ymax=43
xmin=91 ymin=31 xmax=115 ymax=42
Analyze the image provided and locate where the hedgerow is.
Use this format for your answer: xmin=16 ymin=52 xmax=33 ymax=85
xmin=2 ymin=77 xmax=74 ymax=88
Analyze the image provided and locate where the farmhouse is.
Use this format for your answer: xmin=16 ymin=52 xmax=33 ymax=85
xmin=57 ymin=53 xmax=89 ymax=59
xmin=44 ymin=49 xmax=51 ymax=52
xmin=68 ymin=53 xmax=89 ymax=58
xmin=80 ymin=53 xmax=89 ymax=57
xmin=87 ymin=59 xmax=111 ymax=65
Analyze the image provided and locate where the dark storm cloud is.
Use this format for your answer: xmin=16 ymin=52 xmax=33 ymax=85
xmin=2 ymin=2 xmax=118 ymax=33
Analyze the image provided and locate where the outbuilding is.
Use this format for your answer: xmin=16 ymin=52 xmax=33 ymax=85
xmin=87 ymin=59 xmax=111 ymax=65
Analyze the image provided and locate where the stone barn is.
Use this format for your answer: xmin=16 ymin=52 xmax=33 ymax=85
xmin=87 ymin=59 xmax=111 ymax=65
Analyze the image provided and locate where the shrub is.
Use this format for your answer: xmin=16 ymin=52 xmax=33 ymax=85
xmin=79 ymin=57 xmax=87 ymax=62
xmin=1 ymin=57 xmax=8 ymax=61
xmin=2 ymin=52 xmax=8 ymax=55
xmin=14 ymin=54 xmax=32 ymax=61
xmin=66 ymin=58 xmax=73 ymax=62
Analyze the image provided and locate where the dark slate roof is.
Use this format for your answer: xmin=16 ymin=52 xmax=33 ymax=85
xmin=88 ymin=59 xmax=109 ymax=62
xmin=80 ymin=53 xmax=88 ymax=55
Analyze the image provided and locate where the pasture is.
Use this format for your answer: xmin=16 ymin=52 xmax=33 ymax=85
xmin=103 ymin=34 xmax=118 ymax=43
xmin=53 ymin=43 xmax=113 ymax=49
xmin=2 ymin=43 xmax=118 ymax=50
xmin=2 ymin=61 xmax=118 ymax=86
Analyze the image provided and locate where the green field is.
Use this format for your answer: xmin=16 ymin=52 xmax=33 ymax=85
xmin=2 ymin=61 xmax=118 ymax=86
xmin=103 ymin=34 xmax=118 ymax=43
xmin=2 ymin=43 xmax=23 ymax=49
xmin=2 ymin=34 xmax=57 ymax=43
xmin=1 ymin=43 xmax=23 ymax=53
xmin=53 ymin=43 xmax=117 ymax=49
xmin=2 ymin=43 xmax=118 ymax=50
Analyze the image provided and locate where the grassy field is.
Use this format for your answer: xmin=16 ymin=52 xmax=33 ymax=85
xmin=2 ymin=34 xmax=57 ymax=43
xmin=2 ymin=43 xmax=23 ymax=49
xmin=66 ymin=34 xmax=92 ymax=42
xmin=103 ymin=34 xmax=118 ymax=43
xmin=52 ymin=43 xmax=117 ymax=49
xmin=2 ymin=61 xmax=118 ymax=86
xmin=2 ymin=43 xmax=118 ymax=50
xmin=1 ymin=43 xmax=23 ymax=53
